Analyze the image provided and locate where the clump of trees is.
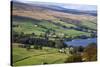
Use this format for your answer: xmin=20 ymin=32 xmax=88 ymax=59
xmin=77 ymin=46 xmax=84 ymax=52
xmin=34 ymin=45 xmax=43 ymax=50
xmin=82 ymin=43 xmax=97 ymax=61
xmin=12 ymin=30 xmax=66 ymax=50
xmin=55 ymin=40 xmax=67 ymax=49
xmin=68 ymin=46 xmax=84 ymax=54
xmin=64 ymin=54 xmax=82 ymax=63
xmin=64 ymin=42 xmax=97 ymax=63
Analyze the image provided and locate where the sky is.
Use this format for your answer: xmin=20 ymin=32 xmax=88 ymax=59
xmin=62 ymin=4 xmax=97 ymax=11
xmin=12 ymin=0 xmax=98 ymax=4
xmin=12 ymin=0 xmax=97 ymax=11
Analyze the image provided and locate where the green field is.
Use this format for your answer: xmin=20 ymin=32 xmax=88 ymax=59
xmin=12 ymin=1 xmax=97 ymax=66
xmin=12 ymin=19 xmax=91 ymax=37
xmin=12 ymin=43 xmax=70 ymax=66
xmin=12 ymin=17 xmax=96 ymax=66
xmin=81 ymin=20 xmax=97 ymax=30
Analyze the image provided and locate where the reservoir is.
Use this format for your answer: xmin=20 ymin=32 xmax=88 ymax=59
xmin=65 ymin=38 xmax=97 ymax=47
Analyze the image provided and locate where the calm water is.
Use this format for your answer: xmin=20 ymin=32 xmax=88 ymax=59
xmin=65 ymin=38 xmax=97 ymax=47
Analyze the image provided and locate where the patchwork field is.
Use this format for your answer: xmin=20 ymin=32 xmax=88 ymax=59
xmin=13 ymin=19 xmax=91 ymax=37
xmin=12 ymin=43 xmax=70 ymax=66
xmin=11 ymin=1 xmax=97 ymax=66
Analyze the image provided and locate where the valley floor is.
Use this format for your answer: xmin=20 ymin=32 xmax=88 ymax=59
xmin=12 ymin=43 xmax=70 ymax=66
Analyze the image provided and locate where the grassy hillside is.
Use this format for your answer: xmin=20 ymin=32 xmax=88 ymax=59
xmin=11 ymin=1 xmax=97 ymax=66
xmin=12 ymin=17 xmax=91 ymax=37
xmin=12 ymin=1 xmax=97 ymax=38
xmin=13 ymin=43 xmax=70 ymax=66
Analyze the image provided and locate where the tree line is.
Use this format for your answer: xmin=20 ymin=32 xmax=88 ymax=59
xmin=12 ymin=30 xmax=67 ymax=49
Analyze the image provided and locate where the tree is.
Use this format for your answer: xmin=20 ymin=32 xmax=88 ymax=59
xmin=34 ymin=45 xmax=39 ymax=49
xmin=55 ymin=39 xmax=66 ymax=49
xmin=32 ymin=32 xmax=35 ymax=36
xmin=80 ymin=35 xmax=88 ymax=39
xmin=77 ymin=46 xmax=84 ymax=52
xmin=62 ymin=42 xmax=68 ymax=48
xmin=26 ymin=44 xmax=31 ymax=51
xmin=66 ymin=36 xmax=72 ymax=41
xmin=90 ymin=33 xmax=97 ymax=38
xmin=64 ymin=54 xmax=82 ymax=63
xmin=82 ymin=43 xmax=97 ymax=61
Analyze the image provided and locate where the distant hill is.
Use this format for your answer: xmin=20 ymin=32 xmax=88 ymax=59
xmin=11 ymin=1 xmax=97 ymax=21
xmin=11 ymin=1 xmax=97 ymax=36
xmin=11 ymin=1 xmax=97 ymax=16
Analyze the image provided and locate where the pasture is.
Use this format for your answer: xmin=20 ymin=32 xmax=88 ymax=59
xmin=12 ymin=43 xmax=70 ymax=66
xmin=12 ymin=20 xmax=91 ymax=38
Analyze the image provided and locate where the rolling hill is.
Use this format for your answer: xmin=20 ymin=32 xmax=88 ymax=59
xmin=11 ymin=1 xmax=97 ymax=66
xmin=11 ymin=1 xmax=97 ymax=37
